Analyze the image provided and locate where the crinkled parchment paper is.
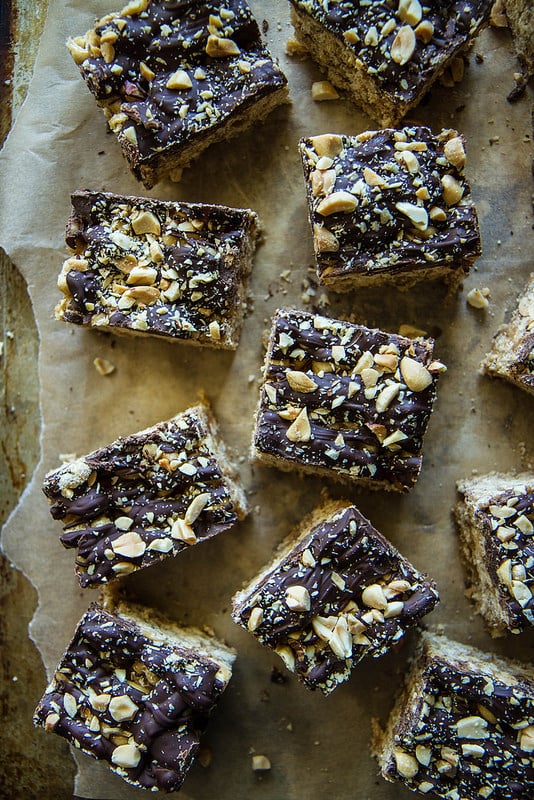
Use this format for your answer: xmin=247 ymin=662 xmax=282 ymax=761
xmin=1 ymin=2 xmax=533 ymax=797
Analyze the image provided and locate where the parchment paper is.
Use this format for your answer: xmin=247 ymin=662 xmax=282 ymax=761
xmin=1 ymin=2 xmax=533 ymax=798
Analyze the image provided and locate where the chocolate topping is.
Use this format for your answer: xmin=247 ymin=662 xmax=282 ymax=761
xmin=42 ymin=404 xmax=246 ymax=587
xmin=475 ymin=487 xmax=534 ymax=631
xmin=299 ymin=127 xmax=481 ymax=287
xmin=290 ymin=0 xmax=492 ymax=105
xmin=57 ymin=190 xmax=258 ymax=348
xmin=68 ymin=1 xmax=287 ymax=184
xmin=33 ymin=604 xmax=231 ymax=793
xmin=233 ymin=503 xmax=439 ymax=694
xmin=382 ymin=634 xmax=534 ymax=800
xmin=253 ymin=308 xmax=445 ymax=491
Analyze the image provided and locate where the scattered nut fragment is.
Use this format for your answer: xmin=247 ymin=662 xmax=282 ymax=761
xmin=415 ymin=744 xmax=432 ymax=766
xmin=122 ymin=286 xmax=160 ymax=306
xmin=111 ymin=742 xmax=142 ymax=768
xmin=286 ymin=370 xmax=318 ymax=393
xmin=67 ymin=37 xmax=89 ymax=64
xmin=209 ymin=320 xmax=221 ymax=340
xmin=248 ymin=607 xmax=264 ymax=632
xmin=395 ymin=201 xmax=428 ymax=231
xmin=400 ymin=357 xmax=433 ymax=392
xmin=109 ymin=694 xmax=138 ymax=722
xmin=310 ymin=134 xmax=343 ymax=158
xmin=285 ymin=585 xmax=311 ymax=611
xmin=122 ymin=126 xmax=138 ymax=146
xmin=519 ymin=725 xmax=534 ymax=752
xmin=429 ymin=206 xmax=447 ymax=222
xmin=313 ymin=224 xmax=339 ymax=253
xmin=363 ymin=167 xmax=387 ymax=187
xmin=285 ymin=37 xmax=308 ymax=58
xmin=45 ymin=712 xmax=60 ymax=731
xmin=100 ymin=41 xmax=115 ymax=63
xmin=184 ymin=492 xmax=210 ymax=525
xmin=252 ymin=754 xmax=271 ymax=771
xmin=131 ymin=210 xmax=161 ymax=236
xmin=274 ymin=645 xmax=295 ymax=671
xmin=311 ymin=80 xmax=340 ymax=101
xmin=285 ymin=407 xmax=312 ymax=442
xmin=391 ymin=25 xmax=416 ymax=65
xmin=166 ymin=69 xmax=192 ymax=90
xmin=361 ymin=583 xmax=388 ymax=610
xmin=375 ymin=382 xmax=400 ymax=412
xmin=441 ymin=174 xmax=464 ymax=206
xmin=466 ymin=287 xmax=490 ymax=309
xmin=140 ymin=61 xmax=155 ymax=81
xmin=316 ymin=191 xmax=358 ymax=216
xmin=111 ymin=531 xmax=146 ymax=558
xmin=455 ymin=716 xmax=489 ymax=739
xmin=63 ymin=692 xmax=78 ymax=718
xmin=414 ymin=19 xmax=434 ymax=43
xmin=127 ymin=265 xmax=158 ymax=285
xmin=397 ymin=0 xmax=423 ymax=26
xmin=394 ymin=749 xmax=419 ymax=779
xmin=93 ymin=357 xmax=115 ymax=376
xmin=206 ymin=35 xmax=240 ymax=57
xmin=444 ymin=136 xmax=466 ymax=169
xmin=311 ymin=168 xmax=336 ymax=197
xmin=171 ymin=517 xmax=197 ymax=544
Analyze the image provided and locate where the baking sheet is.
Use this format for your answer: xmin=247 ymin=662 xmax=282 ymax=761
xmin=1 ymin=2 xmax=533 ymax=798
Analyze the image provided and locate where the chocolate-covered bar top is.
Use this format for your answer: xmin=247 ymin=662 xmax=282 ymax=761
xmin=299 ymin=128 xmax=481 ymax=282
xmin=384 ymin=638 xmax=534 ymax=799
xmin=290 ymin=0 xmax=492 ymax=104
xmin=33 ymin=605 xmax=229 ymax=792
xmin=71 ymin=0 xmax=287 ymax=169
xmin=233 ymin=504 xmax=439 ymax=693
xmin=42 ymin=406 xmax=243 ymax=587
xmin=254 ymin=308 xmax=445 ymax=491
xmin=473 ymin=486 xmax=534 ymax=632
xmin=59 ymin=190 xmax=257 ymax=345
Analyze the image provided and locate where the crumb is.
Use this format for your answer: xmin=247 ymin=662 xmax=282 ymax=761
xmin=252 ymin=754 xmax=271 ymax=771
xmin=311 ymin=80 xmax=340 ymax=101
xmin=93 ymin=357 xmax=116 ymax=376
xmin=285 ymin=37 xmax=308 ymax=58
xmin=467 ymin=287 xmax=490 ymax=309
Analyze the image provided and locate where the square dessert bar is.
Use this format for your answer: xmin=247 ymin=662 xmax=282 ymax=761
xmin=289 ymin=0 xmax=493 ymax=126
xmin=34 ymin=596 xmax=235 ymax=793
xmin=374 ymin=632 xmax=534 ymax=800
xmin=299 ymin=128 xmax=481 ymax=292
xmin=232 ymin=499 xmax=439 ymax=695
xmin=252 ymin=308 xmax=446 ymax=492
xmin=481 ymin=274 xmax=534 ymax=396
xmin=455 ymin=472 xmax=534 ymax=637
xmin=68 ymin=0 xmax=288 ymax=187
xmin=42 ymin=402 xmax=248 ymax=587
xmin=56 ymin=190 xmax=258 ymax=349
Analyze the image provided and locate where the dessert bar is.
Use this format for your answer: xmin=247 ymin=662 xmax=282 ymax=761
xmin=455 ymin=471 xmax=534 ymax=636
xmin=34 ymin=595 xmax=235 ymax=792
xmin=299 ymin=128 xmax=481 ymax=291
xmin=252 ymin=308 xmax=446 ymax=492
xmin=374 ymin=632 xmax=534 ymax=800
xmin=289 ymin=0 xmax=493 ymax=126
xmin=56 ymin=190 xmax=259 ymax=349
xmin=481 ymin=274 xmax=534 ymax=396
xmin=42 ymin=403 xmax=247 ymax=587
xmin=232 ymin=499 xmax=439 ymax=694
xmin=67 ymin=0 xmax=288 ymax=187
